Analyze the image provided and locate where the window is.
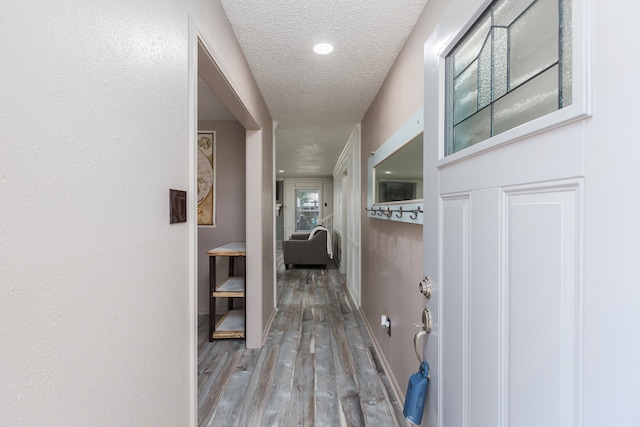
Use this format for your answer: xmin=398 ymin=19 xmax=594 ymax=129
xmin=445 ymin=0 xmax=572 ymax=155
xmin=295 ymin=190 xmax=319 ymax=231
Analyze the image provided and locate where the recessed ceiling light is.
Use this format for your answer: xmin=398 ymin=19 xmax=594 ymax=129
xmin=313 ymin=43 xmax=334 ymax=55
xmin=278 ymin=170 xmax=285 ymax=173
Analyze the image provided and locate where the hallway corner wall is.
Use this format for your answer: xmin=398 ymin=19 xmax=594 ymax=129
xmin=1 ymin=0 xmax=193 ymax=424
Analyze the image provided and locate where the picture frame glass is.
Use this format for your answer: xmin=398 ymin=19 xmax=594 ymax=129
xmin=197 ymin=131 xmax=215 ymax=226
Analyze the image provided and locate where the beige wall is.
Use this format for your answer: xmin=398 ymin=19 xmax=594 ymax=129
xmin=1 ymin=0 xmax=193 ymax=424
xmin=360 ymin=0 xmax=450 ymax=398
xmin=197 ymin=120 xmax=246 ymax=313
xmin=1 ymin=0 xmax=273 ymax=424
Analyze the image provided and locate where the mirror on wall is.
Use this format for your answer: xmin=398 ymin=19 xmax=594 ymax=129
xmin=367 ymin=108 xmax=424 ymax=224
xmin=374 ymin=133 xmax=422 ymax=203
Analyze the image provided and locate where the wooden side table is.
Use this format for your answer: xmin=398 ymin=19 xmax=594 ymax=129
xmin=207 ymin=241 xmax=246 ymax=341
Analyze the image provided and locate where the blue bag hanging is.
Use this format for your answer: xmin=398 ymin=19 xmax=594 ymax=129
xmin=403 ymin=361 xmax=429 ymax=425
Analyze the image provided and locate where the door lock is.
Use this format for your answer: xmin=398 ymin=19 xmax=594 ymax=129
xmin=413 ymin=308 xmax=432 ymax=363
xmin=414 ymin=308 xmax=432 ymax=333
xmin=419 ymin=277 xmax=432 ymax=299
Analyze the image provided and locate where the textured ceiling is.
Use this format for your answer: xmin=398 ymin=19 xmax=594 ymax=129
xmin=215 ymin=0 xmax=427 ymax=178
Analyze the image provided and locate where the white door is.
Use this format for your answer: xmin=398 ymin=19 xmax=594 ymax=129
xmin=421 ymin=0 xmax=592 ymax=426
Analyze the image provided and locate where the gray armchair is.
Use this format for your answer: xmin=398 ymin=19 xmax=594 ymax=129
xmin=283 ymin=229 xmax=328 ymax=269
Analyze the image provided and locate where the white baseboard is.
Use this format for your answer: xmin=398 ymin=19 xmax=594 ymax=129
xmin=262 ymin=307 xmax=278 ymax=346
xmin=359 ymin=307 xmax=406 ymax=405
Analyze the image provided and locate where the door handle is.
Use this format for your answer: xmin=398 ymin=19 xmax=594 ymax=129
xmin=413 ymin=308 xmax=431 ymax=363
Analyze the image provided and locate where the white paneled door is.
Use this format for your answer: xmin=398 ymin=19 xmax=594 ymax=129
xmin=421 ymin=1 xmax=591 ymax=426
xmin=434 ymin=167 xmax=582 ymax=427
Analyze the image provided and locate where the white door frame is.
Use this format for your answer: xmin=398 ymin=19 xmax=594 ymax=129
xmin=188 ymin=16 xmax=264 ymax=425
xmin=187 ymin=18 xmax=199 ymax=426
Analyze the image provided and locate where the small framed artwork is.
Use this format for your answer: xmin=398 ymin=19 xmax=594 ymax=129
xmin=169 ymin=189 xmax=187 ymax=224
xmin=197 ymin=131 xmax=216 ymax=226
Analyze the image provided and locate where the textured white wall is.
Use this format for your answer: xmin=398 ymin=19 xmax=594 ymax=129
xmin=0 ymin=1 xmax=192 ymax=425
xmin=1 ymin=0 xmax=276 ymax=422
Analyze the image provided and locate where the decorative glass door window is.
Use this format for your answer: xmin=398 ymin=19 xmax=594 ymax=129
xmin=295 ymin=189 xmax=320 ymax=231
xmin=445 ymin=0 xmax=572 ymax=155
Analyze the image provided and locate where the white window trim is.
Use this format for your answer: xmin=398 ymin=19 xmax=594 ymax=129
xmin=429 ymin=0 xmax=592 ymax=167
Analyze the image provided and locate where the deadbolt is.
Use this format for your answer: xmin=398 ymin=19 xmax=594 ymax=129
xmin=419 ymin=277 xmax=432 ymax=299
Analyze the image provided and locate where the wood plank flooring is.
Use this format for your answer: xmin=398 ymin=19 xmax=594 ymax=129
xmin=198 ymin=256 xmax=408 ymax=426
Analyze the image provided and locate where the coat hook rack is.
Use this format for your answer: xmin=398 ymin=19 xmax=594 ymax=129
xmin=365 ymin=206 xmax=423 ymax=221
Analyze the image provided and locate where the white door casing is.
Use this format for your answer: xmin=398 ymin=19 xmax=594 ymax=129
xmin=333 ymin=125 xmax=362 ymax=306
xmin=422 ymin=0 xmax=591 ymax=426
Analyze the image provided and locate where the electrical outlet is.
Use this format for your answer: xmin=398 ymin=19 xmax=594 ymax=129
xmin=381 ymin=314 xmax=391 ymax=336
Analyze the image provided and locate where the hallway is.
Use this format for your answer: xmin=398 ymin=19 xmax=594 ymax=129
xmin=197 ymin=257 xmax=406 ymax=426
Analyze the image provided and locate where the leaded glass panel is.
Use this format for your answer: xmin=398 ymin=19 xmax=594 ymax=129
xmin=494 ymin=65 xmax=559 ymax=134
xmin=493 ymin=0 xmax=534 ymax=26
xmin=478 ymin=35 xmax=493 ymax=109
xmin=453 ymin=106 xmax=492 ymax=152
xmin=453 ymin=13 xmax=491 ymax=77
xmin=493 ymin=27 xmax=509 ymax=100
xmin=445 ymin=0 xmax=572 ymax=156
xmin=509 ymin=0 xmax=559 ymax=88
xmin=454 ymin=61 xmax=479 ymax=124
xmin=561 ymin=0 xmax=572 ymax=106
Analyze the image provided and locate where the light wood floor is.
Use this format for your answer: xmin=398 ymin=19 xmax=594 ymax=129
xmin=197 ymin=256 xmax=408 ymax=426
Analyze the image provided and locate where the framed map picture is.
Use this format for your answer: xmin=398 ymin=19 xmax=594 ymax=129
xmin=197 ymin=131 xmax=215 ymax=226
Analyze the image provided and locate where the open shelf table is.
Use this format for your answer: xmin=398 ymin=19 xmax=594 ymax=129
xmin=207 ymin=241 xmax=246 ymax=341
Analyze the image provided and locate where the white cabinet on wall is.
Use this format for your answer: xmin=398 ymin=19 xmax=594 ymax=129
xmin=283 ymin=178 xmax=333 ymax=240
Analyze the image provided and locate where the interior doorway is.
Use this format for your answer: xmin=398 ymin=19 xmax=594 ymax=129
xmin=189 ymin=20 xmax=264 ymax=423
